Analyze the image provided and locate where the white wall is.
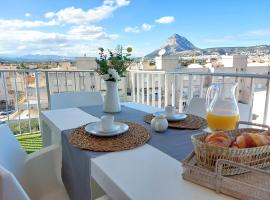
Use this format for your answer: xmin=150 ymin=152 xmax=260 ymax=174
xmin=76 ymin=57 xmax=98 ymax=70
xmin=155 ymin=55 xmax=179 ymax=71
xmin=0 ymin=73 xmax=5 ymax=102
xmin=221 ymin=56 xmax=234 ymax=67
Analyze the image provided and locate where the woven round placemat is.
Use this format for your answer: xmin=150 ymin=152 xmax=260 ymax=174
xmin=69 ymin=122 xmax=150 ymax=152
xmin=144 ymin=114 xmax=207 ymax=130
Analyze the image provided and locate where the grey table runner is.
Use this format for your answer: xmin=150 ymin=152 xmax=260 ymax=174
xmin=62 ymin=105 xmax=198 ymax=200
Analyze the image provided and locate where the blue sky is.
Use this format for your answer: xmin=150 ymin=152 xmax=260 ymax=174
xmin=0 ymin=0 xmax=269 ymax=56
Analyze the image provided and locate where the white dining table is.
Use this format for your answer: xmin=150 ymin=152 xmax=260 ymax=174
xmin=41 ymin=102 xmax=235 ymax=200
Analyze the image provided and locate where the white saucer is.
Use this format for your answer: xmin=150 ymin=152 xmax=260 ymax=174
xmin=85 ymin=122 xmax=129 ymax=137
xmin=153 ymin=111 xmax=187 ymax=121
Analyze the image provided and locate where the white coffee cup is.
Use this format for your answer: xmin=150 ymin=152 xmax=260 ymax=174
xmin=165 ymin=106 xmax=176 ymax=117
xmin=100 ymin=115 xmax=114 ymax=131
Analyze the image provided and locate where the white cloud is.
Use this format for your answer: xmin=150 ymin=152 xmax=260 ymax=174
xmin=0 ymin=30 xmax=69 ymax=54
xmin=125 ymin=23 xmax=153 ymax=33
xmin=205 ymin=29 xmax=270 ymax=44
xmin=0 ymin=0 xmax=129 ymax=56
xmin=68 ymin=25 xmax=104 ymax=35
xmin=0 ymin=19 xmax=58 ymax=30
xmin=0 ymin=29 xmax=84 ymax=55
xmin=242 ymin=29 xmax=270 ymax=37
xmin=155 ymin=16 xmax=175 ymax=24
xmin=25 ymin=13 xmax=31 ymax=17
xmin=124 ymin=26 xmax=140 ymax=33
xmin=116 ymin=0 xmax=130 ymax=6
xmin=45 ymin=0 xmax=130 ymax=25
xmin=45 ymin=12 xmax=55 ymax=18
xmin=141 ymin=23 xmax=152 ymax=31
xmin=68 ymin=25 xmax=119 ymax=40
xmin=0 ymin=24 xmax=118 ymax=55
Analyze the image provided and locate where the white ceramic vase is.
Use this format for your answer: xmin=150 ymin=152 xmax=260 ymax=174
xmin=103 ymin=81 xmax=121 ymax=113
xmin=151 ymin=115 xmax=168 ymax=132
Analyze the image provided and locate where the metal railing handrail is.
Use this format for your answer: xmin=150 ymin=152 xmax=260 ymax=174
xmin=2 ymin=69 xmax=270 ymax=79
xmin=167 ymin=71 xmax=270 ymax=79
xmin=129 ymin=69 xmax=270 ymax=79
xmin=0 ymin=69 xmax=96 ymax=73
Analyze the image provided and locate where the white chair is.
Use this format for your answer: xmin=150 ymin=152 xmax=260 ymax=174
xmin=0 ymin=166 xmax=30 ymax=200
xmin=0 ymin=124 xmax=69 ymax=200
xmin=50 ymin=91 xmax=103 ymax=110
xmin=237 ymin=102 xmax=250 ymax=122
xmin=186 ymin=97 xmax=251 ymax=121
xmin=186 ymin=98 xmax=207 ymax=118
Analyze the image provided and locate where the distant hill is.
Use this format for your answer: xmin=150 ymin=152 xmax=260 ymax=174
xmin=145 ymin=34 xmax=270 ymax=58
xmin=202 ymin=45 xmax=270 ymax=56
xmin=0 ymin=58 xmax=7 ymax=62
xmin=0 ymin=54 xmax=75 ymax=62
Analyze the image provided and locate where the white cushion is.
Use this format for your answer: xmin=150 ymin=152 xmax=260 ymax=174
xmin=0 ymin=165 xmax=30 ymax=200
xmin=0 ymin=124 xmax=27 ymax=181
xmin=50 ymin=91 xmax=103 ymax=110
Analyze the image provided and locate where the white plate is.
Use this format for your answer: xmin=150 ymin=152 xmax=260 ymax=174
xmin=85 ymin=122 xmax=129 ymax=137
xmin=153 ymin=111 xmax=187 ymax=121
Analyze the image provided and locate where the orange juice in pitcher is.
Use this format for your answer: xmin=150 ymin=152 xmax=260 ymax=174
xmin=207 ymin=112 xmax=239 ymax=131
xmin=206 ymin=83 xmax=239 ymax=131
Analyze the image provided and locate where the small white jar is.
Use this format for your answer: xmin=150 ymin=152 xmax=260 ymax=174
xmin=151 ymin=115 xmax=168 ymax=132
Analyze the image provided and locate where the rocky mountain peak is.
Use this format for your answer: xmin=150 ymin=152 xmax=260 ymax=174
xmin=145 ymin=34 xmax=197 ymax=58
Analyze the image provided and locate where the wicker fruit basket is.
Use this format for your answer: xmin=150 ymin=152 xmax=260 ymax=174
xmin=181 ymin=152 xmax=270 ymax=200
xmin=191 ymin=121 xmax=270 ymax=175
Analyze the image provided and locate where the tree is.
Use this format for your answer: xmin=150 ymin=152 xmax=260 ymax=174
xmin=16 ymin=63 xmax=28 ymax=69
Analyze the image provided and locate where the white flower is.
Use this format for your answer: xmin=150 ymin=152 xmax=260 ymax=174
xmin=113 ymin=72 xmax=120 ymax=81
xmin=108 ymin=68 xmax=120 ymax=81
xmin=108 ymin=68 xmax=117 ymax=76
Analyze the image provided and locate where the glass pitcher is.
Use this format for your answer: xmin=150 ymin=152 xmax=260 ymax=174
xmin=206 ymin=83 xmax=239 ymax=131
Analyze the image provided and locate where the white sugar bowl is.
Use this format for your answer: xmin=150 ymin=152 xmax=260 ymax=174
xmin=151 ymin=115 xmax=168 ymax=132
